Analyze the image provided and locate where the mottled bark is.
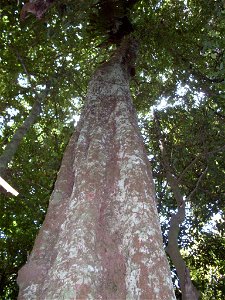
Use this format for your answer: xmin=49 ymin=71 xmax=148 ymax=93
xmin=17 ymin=38 xmax=175 ymax=300
xmin=154 ymin=112 xmax=200 ymax=300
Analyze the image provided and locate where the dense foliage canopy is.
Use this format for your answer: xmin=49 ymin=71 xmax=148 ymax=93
xmin=0 ymin=0 xmax=224 ymax=298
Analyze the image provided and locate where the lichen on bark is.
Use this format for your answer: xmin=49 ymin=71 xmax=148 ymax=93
xmin=17 ymin=37 xmax=175 ymax=300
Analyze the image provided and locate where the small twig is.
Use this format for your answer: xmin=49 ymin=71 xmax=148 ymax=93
xmin=15 ymin=51 xmax=33 ymax=84
xmin=187 ymin=166 xmax=208 ymax=201
xmin=178 ymin=145 xmax=225 ymax=183
xmin=177 ymin=156 xmax=200 ymax=183
xmin=11 ymin=46 xmax=51 ymax=98
xmin=207 ymin=145 xmax=225 ymax=156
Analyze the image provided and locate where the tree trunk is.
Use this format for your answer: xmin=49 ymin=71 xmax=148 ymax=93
xmin=0 ymin=84 xmax=50 ymax=178
xmin=17 ymin=38 xmax=175 ymax=300
xmin=154 ymin=112 xmax=200 ymax=300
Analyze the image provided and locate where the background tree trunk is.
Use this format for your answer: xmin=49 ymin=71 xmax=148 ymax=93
xmin=154 ymin=112 xmax=200 ymax=300
xmin=17 ymin=39 xmax=175 ymax=299
xmin=0 ymin=83 xmax=50 ymax=178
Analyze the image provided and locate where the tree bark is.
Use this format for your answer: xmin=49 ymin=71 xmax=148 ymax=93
xmin=17 ymin=38 xmax=175 ymax=300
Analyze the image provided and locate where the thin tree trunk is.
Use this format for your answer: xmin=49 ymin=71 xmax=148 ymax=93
xmin=0 ymin=87 xmax=49 ymax=177
xmin=154 ymin=112 xmax=200 ymax=300
xmin=17 ymin=38 xmax=175 ymax=300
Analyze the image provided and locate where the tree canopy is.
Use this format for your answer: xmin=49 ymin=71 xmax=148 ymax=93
xmin=0 ymin=0 xmax=224 ymax=298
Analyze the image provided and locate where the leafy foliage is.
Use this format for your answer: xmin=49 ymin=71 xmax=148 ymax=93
xmin=0 ymin=0 xmax=224 ymax=298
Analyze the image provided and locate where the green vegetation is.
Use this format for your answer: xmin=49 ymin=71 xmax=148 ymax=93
xmin=0 ymin=0 xmax=224 ymax=298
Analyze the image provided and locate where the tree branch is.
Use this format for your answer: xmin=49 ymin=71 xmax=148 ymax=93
xmin=0 ymin=96 xmax=41 ymax=177
xmin=186 ymin=166 xmax=208 ymax=201
xmin=15 ymin=50 xmax=33 ymax=85
xmin=178 ymin=145 xmax=225 ymax=183
xmin=177 ymin=156 xmax=200 ymax=184
xmin=0 ymin=53 xmax=51 ymax=179
xmin=154 ymin=111 xmax=200 ymax=300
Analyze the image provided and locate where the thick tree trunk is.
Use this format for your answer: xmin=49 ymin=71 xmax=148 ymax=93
xmin=17 ymin=38 xmax=175 ymax=299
